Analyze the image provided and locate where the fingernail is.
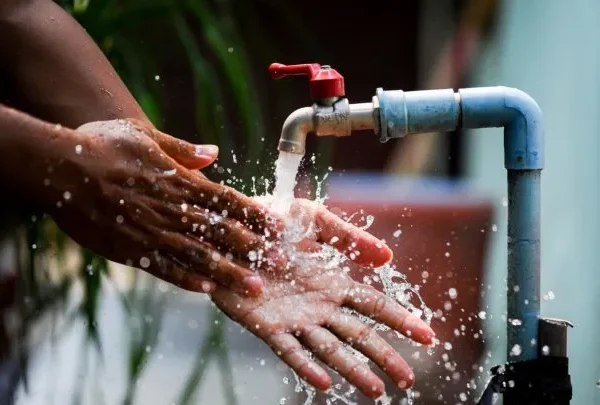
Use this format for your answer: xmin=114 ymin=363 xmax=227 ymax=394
xmin=195 ymin=144 xmax=219 ymax=157
xmin=243 ymin=275 xmax=263 ymax=296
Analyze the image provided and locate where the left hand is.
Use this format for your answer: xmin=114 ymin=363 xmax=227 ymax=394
xmin=210 ymin=198 xmax=435 ymax=399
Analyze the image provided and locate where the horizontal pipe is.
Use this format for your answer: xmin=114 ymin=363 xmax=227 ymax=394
xmin=349 ymin=102 xmax=377 ymax=131
xmin=376 ymin=88 xmax=461 ymax=142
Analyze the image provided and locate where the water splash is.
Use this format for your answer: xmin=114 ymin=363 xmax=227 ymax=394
xmin=261 ymin=151 xmax=433 ymax=404
xmin=216 ymin=151 xmax=434 ymax=403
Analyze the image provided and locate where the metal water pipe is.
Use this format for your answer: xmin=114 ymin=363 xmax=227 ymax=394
xmin=270 ymin=62 xmax=543 ymax=361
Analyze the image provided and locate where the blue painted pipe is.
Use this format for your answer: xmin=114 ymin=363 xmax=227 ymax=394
xmin=377 ymin=86 xmax=544 ymax=362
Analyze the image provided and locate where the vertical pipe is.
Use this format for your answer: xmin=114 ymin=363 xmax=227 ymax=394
xmin=507 ymin=169 xmax=541 ymax=360
xmin=376 ymin=85 xmax=544 ymax=363
xmin=458 ymin=86 xmax=544 ymax=362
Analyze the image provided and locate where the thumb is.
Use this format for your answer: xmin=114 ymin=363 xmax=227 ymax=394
xmin=156 ymin=132 xmax=218 ymax=169
xmin=128 ymin=120 xmax=219 ymax=169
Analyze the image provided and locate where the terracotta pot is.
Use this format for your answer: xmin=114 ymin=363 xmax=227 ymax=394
xmin=293 ymin=174 xmax=495 ymax=404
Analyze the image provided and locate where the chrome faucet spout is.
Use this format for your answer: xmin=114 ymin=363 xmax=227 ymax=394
xmin=277 ymin=107 xmax=314 ymax=155
xmin=277 ymin=100 xmax=377 ymax=155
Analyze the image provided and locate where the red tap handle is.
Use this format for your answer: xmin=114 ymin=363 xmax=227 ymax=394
xmin=268 ymin=62 xmax=345 ymax=99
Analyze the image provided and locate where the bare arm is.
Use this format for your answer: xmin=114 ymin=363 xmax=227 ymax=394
xmin=0 ymin=0 xmax=148 ymax=127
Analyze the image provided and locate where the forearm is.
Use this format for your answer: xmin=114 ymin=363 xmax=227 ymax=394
xmin=0 ymin=0 xmax=149 ymax=127
xmin=0 ymin=103 xmax=79 ymax=205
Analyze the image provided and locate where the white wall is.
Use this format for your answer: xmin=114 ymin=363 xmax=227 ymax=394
xmin=467 ymin=1 xmax=600 ymax=403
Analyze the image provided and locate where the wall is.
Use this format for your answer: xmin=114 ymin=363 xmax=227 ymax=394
xmin=466 ymin=1 xmax=600 ymax=403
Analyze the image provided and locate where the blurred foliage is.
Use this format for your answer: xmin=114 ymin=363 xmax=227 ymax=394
xmin=11 ymin=0 xmax=320 ymax=404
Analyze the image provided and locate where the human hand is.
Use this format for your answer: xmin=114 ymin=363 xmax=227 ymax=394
xmin=43 ymin=119 xmax=279 ymax=296
xmin=211 ymin=198 xmax=435 ymax=399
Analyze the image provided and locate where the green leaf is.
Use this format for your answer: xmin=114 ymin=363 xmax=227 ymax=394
xmin=186 ymin=0 xmax=264 ymax=167
xmin=73 ymin=0 xmax=90 ymax=14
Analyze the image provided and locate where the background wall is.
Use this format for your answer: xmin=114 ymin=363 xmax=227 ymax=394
xmin=466 ymin=1 xmax=600 ymax=403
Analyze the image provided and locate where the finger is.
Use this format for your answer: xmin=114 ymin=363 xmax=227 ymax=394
xmin=185 ymin=210 xmax=285 ymax=271
xmin=344 ymin=285 xmax=435 ymax=345
xmin=300 ymin=326 xmax=385 ymax=399
xmin=154 ymin=229 xmax=264 ymax=296
xmin=181 ymin=178 xmax=284 ymax=238
xmin=268 ymin=333 xmax=332 ymax=392
xmin=150 ymin=254 xmax=217 ymax=294
xmin=327 ymin=312 xmax=415 ymax=390
xmin=130 ymin=120 xmax=219 ymax=170
xmin=311 ymin=204 xmax=393 ymax=268
xmin=152 ymin=203 xmax=267 ymax=261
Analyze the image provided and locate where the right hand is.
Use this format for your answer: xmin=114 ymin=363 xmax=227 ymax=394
xmin=43 ymin=119 xmax=280 ymax=296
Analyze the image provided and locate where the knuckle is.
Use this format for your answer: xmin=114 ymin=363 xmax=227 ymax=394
xmin=372 ymin=295 xmax=387 ymax=318
xmin=355 ymin=324 xmax=375 ymax=345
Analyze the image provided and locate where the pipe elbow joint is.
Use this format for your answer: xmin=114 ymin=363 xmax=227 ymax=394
xmin=277 ymin=107 xmax=315 ymax=155
xmin=459 ymin=86 xmax=544 ymax=170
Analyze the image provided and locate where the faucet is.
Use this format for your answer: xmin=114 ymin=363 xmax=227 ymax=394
xmin=268 ymin=63 xmax=377 ymax=155
xmin=270 ymin=62 xmax=573 ymax=404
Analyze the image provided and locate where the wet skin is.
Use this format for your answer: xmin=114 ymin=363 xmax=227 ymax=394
xmin=211 ymin=199 xmax=436 ymax=399
xmin=0 ymin=110 xmax=436 ymax=397
xmin=0 ymin=1 xmax=436 ymax=397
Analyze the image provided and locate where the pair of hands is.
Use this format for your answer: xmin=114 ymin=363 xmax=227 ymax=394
xmin=46 ymin=119 xmax=434 ymax=399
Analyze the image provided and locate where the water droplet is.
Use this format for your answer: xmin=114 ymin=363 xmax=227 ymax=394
xmin=510 ymin=344 xmax=522 ymax=356
xmin=492 ymin=224 xmax=498 ymax=232
xmin=510 ymin=318 xmax=522 ymax=326
xmin=228 ymin=47 xmax=234 ymax=53
xmin=63 ymin=191 xmax=71 ymax=200
xmin=448 ymin=288 xmax=458 ymax=299
xmin=393 ymin=230 xmax=402 ymax=238
xmin=140 ymin=257 xmax=151 ymax=268
xmin=542 ymin=345 xmax=550 ymax=355
xmin=478 ymin=311 xmax=487 ymax=320
xmin=116 ymin=215 xmax=124 ymax=224
xmin=75 ymin=144 xmax=83 ymax=154
xmin=145 ymin=345 xmax=152 ymax=353
xmin=155 ymin=75 xmax=160 ymax=81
